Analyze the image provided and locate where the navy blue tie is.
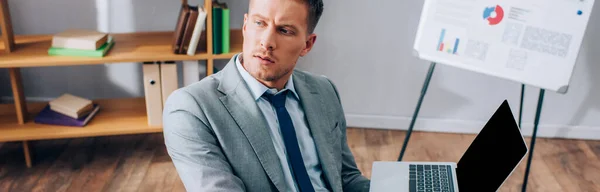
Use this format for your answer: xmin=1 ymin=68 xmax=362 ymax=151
xmin=263 ymin=91 xmax=315 ymax=192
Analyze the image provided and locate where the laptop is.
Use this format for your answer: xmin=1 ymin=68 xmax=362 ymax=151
xmin=369 ymin=100 xmax=529 ymax=192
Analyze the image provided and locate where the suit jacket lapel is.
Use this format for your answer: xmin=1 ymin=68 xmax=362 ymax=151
xmin=217 ymin=55 xmax=287 ymax=192
xmin=294 ymin=71 xmax=342 ymax=192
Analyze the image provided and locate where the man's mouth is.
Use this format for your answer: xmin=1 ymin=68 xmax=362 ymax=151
xmin=254 ymin=55 xmax=275 ymax=64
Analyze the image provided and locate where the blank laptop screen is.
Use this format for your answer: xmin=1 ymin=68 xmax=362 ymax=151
xmin=456 ymin=100 xmax=528 ymax=191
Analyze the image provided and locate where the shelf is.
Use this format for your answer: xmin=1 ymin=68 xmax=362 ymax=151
xmin=0 ymin=31 xmax=210 ymax=68
xmin=0 ymin=97 xmax=161 ymax=142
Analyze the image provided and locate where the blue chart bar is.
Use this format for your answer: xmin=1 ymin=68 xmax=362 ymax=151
xmin=453 ymin=38 xmax=460 ymax=54
xmin=437 ymin=29 xmax=446 ymax=51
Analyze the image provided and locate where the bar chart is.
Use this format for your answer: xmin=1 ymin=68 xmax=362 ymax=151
xmin=437 ymin=28 xmax=460 ymax=55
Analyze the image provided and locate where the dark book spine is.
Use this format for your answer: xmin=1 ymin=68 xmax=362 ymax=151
xmin=181 ymin=6 xmax=199 ymax=54
xmin=173 ymin=5 xmax=191 ymax=54
xmin=212 ymin=7 xmax=222 ymax=54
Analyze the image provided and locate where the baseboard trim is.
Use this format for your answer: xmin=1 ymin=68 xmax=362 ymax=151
xmin=3 ymin=96 xmax=598 ymax=140
xmin=1 ymin=96 xmax=54 ymax=103
xmin=346 ymin=113 xmax=600 ymax=140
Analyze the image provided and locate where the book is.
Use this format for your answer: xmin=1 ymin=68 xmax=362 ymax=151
xmin=187 ymin=7 xmax=207 ymax=56
xmin=180 ymin=5 xmax=199 ymax=54
xmin=34 ymin=104 xmax=100 ymax=127
xmin=48 ymin=36 xmax=114 ymax=57
xmin=48 ymin=93 xmax=94 ymax=119
xmin=221 ymin=5 xmax=230 ymax=53
xmin=212 ymin=6 xmax=222 ymax=54
xmin=173 ymin=4 xmax=191 ymax=54
xmin=52 ymin=29 xmax=108 ymax=50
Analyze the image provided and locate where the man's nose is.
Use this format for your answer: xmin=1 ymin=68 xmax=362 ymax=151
xmin=260 ymin=27 xmax=277 ymax=51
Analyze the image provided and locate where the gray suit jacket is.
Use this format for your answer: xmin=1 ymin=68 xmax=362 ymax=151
xmin=163 ymin=55 xmax=370 ymax=192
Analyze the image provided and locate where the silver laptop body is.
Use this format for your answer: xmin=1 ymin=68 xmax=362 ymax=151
xmin=370 ymin=100 xmax=528 ymax=192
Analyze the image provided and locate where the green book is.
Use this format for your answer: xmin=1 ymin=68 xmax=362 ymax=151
xmin=221 ymin=8 xmax=230 ymax=53
xmin=48 ymin=37 xmax=115 ymax=57
xmin=212 ymin=7 xmax=222 ymax=54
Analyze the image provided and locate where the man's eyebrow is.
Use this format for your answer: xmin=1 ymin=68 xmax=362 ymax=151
xmin=250 ymin=14 xmax=301 ymax=32
xmin=250 ymin=13 xmax=267 ymax=20
xmin=280 ymin=24 xmax=299 ymax=32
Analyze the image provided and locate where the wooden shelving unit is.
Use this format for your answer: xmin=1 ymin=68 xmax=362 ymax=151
xmin=0 ymin=0 xmax=242 ymax=167
xmin=0 ymin=32 xmax=211 ymax=67
xmin=0 ymin=98 xmax=161 ymax=142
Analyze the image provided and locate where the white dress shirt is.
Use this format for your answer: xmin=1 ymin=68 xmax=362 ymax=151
xmin=235 ymin=54 xmax=329 ymax=192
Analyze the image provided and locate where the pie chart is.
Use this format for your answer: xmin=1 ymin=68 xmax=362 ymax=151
xmin=483 ymin=5 xmax=504 ymax=25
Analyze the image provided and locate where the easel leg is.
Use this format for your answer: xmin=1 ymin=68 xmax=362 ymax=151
xmin=521 ymin=89 xmax=545 ymax=192
xmin=398 ymin=62 xmax=436 ymax=161
xmin=519 ymin=84 xmax=525 ymax=128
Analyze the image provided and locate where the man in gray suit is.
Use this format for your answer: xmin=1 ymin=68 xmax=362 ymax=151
xmin=163 ymin=0 xmax=370 ymax=191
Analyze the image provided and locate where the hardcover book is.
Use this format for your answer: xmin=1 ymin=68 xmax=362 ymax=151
xmin=52 ymin=29 xmax=108 ymax=50
xmin=48 ymin=93 xmax=94 ymax=118
xmin=180 ymin=5 xmax=199 ymax=54
xmin=173 ymin=4 xmax=191 ymax=54
xmin=221 ymin=6 xmax=230 ymax=53
xmin=187 ymin=7 xmax=207 ymax=56
xmin=34 ymin=104 xmax=100 ymax=127
xmin=212 ymin=6 xmax=222 ymax=54
xmin=48 ymin=37 xmax=114 ymax=57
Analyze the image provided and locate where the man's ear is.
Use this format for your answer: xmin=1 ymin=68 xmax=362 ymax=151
xmin=243 ymin=13 xmax=248 ymax=36
xmin=300 ymin=34 xmax=317 ymax=57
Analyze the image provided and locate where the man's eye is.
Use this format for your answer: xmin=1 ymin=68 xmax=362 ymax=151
xmin=279 ymin=28 xmax=293 ymax=35
xmin=255 ymin=21 xmax=264 ymax=26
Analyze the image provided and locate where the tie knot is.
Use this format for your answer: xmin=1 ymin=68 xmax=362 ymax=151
xmin=263 ymin=90 xmax=288 ymax=108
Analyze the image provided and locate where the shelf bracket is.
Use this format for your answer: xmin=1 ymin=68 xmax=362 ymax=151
xmin=207 ymin=59 xmax=214 ymax=76
xmin=23 ymin=141 xmax=33 ymax=168
xmin=0 ymin=0 xmax=15 ymax=52
xmin=9 ymin=68 xmax=27 ymax=124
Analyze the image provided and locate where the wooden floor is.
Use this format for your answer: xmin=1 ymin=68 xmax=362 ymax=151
xmin=1 ymin=128 xmax=599 ymax=191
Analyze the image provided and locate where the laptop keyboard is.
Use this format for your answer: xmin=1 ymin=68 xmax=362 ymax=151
xmin=409 ymin=164 xmax=455 ymax=192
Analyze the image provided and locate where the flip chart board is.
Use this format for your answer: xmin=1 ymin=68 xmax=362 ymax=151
xmin=413 ymin=0 xmax=595 ymax=93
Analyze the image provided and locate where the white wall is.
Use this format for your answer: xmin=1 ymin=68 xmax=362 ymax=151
xmin=0 ymin=0 xmax=197 ymax=101
xmin=302 ymin=0 xmax=600 ymax=140
xmin=2 ymin=0 xmax=599 ymax=140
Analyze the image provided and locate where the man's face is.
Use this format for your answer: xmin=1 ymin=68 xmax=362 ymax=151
xmin=242 ymin=0 xmax=317 ymax=86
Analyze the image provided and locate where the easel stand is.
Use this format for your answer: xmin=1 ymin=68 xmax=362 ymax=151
xmin=398 ymin=62 xmax=437 ymax=161
xmin=396 ymin=63 xmax=545 ymax=192
xmin=521 ymin=88 xmax=545 ymax=192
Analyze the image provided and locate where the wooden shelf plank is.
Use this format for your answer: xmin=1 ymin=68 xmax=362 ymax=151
xmin=0 ymin=31 xmax=209 ymax=68
xmin=0 ymin=98 xmax=162 ymax=142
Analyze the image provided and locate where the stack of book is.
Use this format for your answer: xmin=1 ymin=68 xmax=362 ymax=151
xmin=48 ymin=29 xmax=115 ymax=57
xmin=172 ymin=3 xmax=208 ymax=56
xmin=34 ymin=93 xmax=101 ymax=127
xmin=212 ymin=1 xmax=230 ymax=54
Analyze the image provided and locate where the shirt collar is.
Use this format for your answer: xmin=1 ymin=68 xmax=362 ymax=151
xmin=235 ymin=54 xmax=299 ymax=101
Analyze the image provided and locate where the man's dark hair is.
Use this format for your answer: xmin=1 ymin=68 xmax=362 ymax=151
xmin=305 ymin=0 xmax=324 ymax=34
xmin=248 ymin=0 xmax=323 ymax=34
